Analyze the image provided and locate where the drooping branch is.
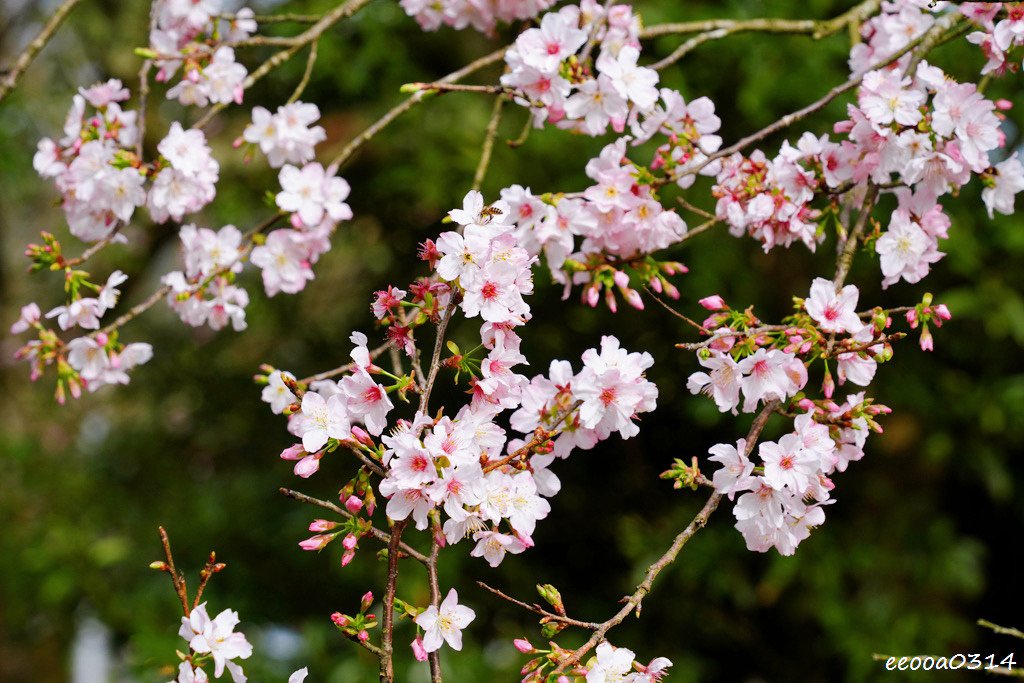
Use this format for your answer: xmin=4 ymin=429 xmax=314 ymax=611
xmin=640 ymin=0 xmax=881 ymax=40
xmin=557 ymin=399 xmax=780 ymax=670
xmin=0 ymin=0 xmax=85 ymax=102
xmin=330 ymin=47 xmax=506 ymax=169
xmin=194 ymin=0 xmax=374 ymax=129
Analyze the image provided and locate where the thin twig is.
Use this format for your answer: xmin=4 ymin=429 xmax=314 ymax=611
xmin=279 ymin=488 xmax=428 ymax=563
xmin=0 ymin=0 xmax=85 ymax=102
xmin=640 ymin=0 xmax=881 ymax=40
xmin=404 ymin=82 xmax=507 ymax=95
xmin=833 ymin=183 xmax=878 ymax=288
xmin=299 ymin=341 xmax=393 ymax=384
xmin=329 ymin=47 xmax=506 ymax=169
xmin=482 ymin=400 xmax=582 ymax=473
xmin=978 ymin=619 xmax=1024 ymax=641
xmin=557 ymin=400 xmax=780 ymax=670
xmin=158 ymin=526 xmax=191 ymax=616
xmin=472 ymin=94 xmax=506 ymax=191
xmin=675 ymin=325 xmax=789 ymax=351
xmin=194 ymin=0 xmax=374 ymax=130
xmin=650 ymin=28 xmax=730 ymax=71
xmin=417 ymin=299 xmax=457 ymax=415
xmin=287 ymin=39 xmax=319 ymax=104
xmin=682 ymin=13 xmax=958 ymax=181
xmin=477 ymin=582 xmax=601 ymax=629
xmin=643 ymin=288 xmax=705 ymax=331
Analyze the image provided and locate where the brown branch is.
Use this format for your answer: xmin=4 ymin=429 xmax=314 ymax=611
xmin=640 ymin=0 xmax=881 ymax=40
xmin=417 ymin=299 xmax=457 ymax=415
xmin=833 ymin=183 xmax=878 ymax=288
xmin=157 ymin=526 xmax=191 ymax=616
xmin=558 ymin=400 xmax=780 ymax=670
xmin=477 ymin=581 xmax=601 ymax=629
xmin=683 ymin=12 xmax=959 ymax=181
xmin=675 ymin=325 xmax=789 ymax=351
xmin=644 ymin=287 xmax=706 ymax=332
xmin=427 ymin=530 xmax=443 ymax=683
xmin=280 ymin=488 xmax=428 ymax=563
xmin=379 ymin=519 xmax=409 ymax=683
xmin=482 ymin=400 xmax=582 ymax=473
xmin=192 ymin=551 xmax=225 ymax=611
xmin=329 ymin=47 xmax=506 ymax=169
xmin=194 ymin=0 xmax=374 ymax=130
xmin=298 ymin=340 xmax=393 ymax=384
xmin=0 ymin=0 xmax=85 ymax=102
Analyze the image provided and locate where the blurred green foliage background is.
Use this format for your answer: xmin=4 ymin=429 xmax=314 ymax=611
xmin=1 ymin=0 xmax=1022 ymax=681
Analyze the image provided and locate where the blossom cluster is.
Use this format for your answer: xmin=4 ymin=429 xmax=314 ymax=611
xmin=10 ymin=249 xmax=153 ymax=400
xmin=162 ymin=224 xmax=250 ymax=331
xmin=401 ymin=0 xmax=556 ymax=34
xmin=33 ymin=81 xmax=143 ymax=242
xmin=502 ymin=2 xmax=658 ymax=135
xmin=686 ymin=279 xmax=937 ymax=554
xmin=33 ymin=90 xmax=222 ymax=243
xmin=149 ymin=0 xmax=254 ymax=107
xmin=714 ymin=61 xmax=1024 ymax=287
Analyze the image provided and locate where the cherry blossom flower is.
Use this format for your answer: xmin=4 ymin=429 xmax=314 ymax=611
xmin=587 ymin=642 xmax=636 ymax=683
xmin=179 ymin=603 xmax=253 ymax=682
xmin=414 ymin=588 xmax=476 ymax=652
xmin=805 ymin=278 xmax=864 ymax=334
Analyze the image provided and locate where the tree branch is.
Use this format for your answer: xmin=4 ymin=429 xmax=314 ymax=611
xmin=558 ymin=400 xmax=780 ymax=670
xmin=0 ymin=0 xmax=85 ymax=102
xmin=280 ymin=488 xmax=428 ymax=564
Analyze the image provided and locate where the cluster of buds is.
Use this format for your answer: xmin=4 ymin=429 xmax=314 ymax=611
xmin=330 ymin=591 xmax=377 ymax=645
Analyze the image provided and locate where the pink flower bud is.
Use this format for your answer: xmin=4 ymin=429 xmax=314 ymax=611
xmin=797 ymin=398 xmax=815 ymax=412
xmin=933 ymin=303 xmax=951 ymax=322
xmin=411 ymin=636 xmax=428 ymax=662
xmin=309 ymin=519 xmax=339 ymax=532
xmin=290 ymin=213 xmax=304 ymax=229
xmin=622 ymin=288 xmax=644 ymax=310
xmin=699 ymin=295 xmax=727 ymax=311
xmin=822 ymin=365 xmax=835 ymax=399
xmin=299 ymin=533 xmax=336 ymax=551
xmin=585 ymin=284 xmax=600 ymax=308
xmin=613 ymin=270 xmax=630 ymax=288
xmin=341 ymin=549 xmax=356 ymax=566
xmin=604 ymin=287 xmax=618 ymax=313
xmin=513 ymin=638 xmax=534 ymax=653
xmin=648 ymin=277 xmax=663 ymax=294
xmin=344 ymin=495 xmax=363 ymax=513
xmin=996 ymin=98 xmax=1013 ymax=111
xmin=293 ymin=453 xmax=321 ymax=478
xmin=350 ymin=425 xmax=374 ymax=447
xmin=331 ymin=612 xmax=348 ymax=627
xmin=279 ymin=443 xmax=305 ymax=461
xmin=557 ymin=677 xmax=571 ymax=683
xmin=919 ymin=324 xmax=933 ymax=352
xmin=95 ymin=332 xmax=109 ymax=346
xmin=357 ymin=629 xmax=369 ymax=643
xmin=360 ymin=591 xmax=374 ymax=612
xmin=342 ymin=533 xmax=358 ymax=550
xmin=906 ymin=309 xmax=919 ymax=328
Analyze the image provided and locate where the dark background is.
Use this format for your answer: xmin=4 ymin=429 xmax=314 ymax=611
xmin=1 ymin=0 xmax=1022 ymax=680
